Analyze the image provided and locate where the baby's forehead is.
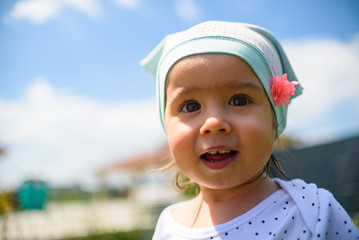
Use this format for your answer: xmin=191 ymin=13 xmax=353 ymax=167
xmin=166 ymin=54 xmax=264 ymax=97
xmin=167 ymin=53 xmax=261 ymax=84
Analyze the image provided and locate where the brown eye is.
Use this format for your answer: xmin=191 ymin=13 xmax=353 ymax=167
xmin=181 ymin=101 xmax=200 ymax=112
xmin=229 ymin=95 xmax=249 ymax=106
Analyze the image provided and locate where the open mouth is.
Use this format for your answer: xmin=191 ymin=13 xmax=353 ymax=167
xmin=200 ymin=149 xmax=238 ymax=170
xmin=200 ymin=150 xmax=238 ymax=162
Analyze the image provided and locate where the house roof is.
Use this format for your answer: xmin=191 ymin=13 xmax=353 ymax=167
xmin=96 ymin=144 xmax=172 ymax=175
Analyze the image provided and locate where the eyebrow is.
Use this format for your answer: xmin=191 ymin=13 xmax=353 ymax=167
xmin=222 ymin=79 xmax=263 ymax=91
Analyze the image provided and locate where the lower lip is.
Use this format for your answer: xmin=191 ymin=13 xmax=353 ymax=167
xmin=201 ymin=152 xmax=237 ymax=170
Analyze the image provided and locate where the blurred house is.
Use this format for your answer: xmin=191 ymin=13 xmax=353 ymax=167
xmin=97 ymin=145 xmax=171 ymax=175
xmin=96 ymin=144 xmax=183 ymax=213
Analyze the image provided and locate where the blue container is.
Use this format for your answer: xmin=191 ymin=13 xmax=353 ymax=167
xmin=18 ymin=180 xmax=49 ymax=210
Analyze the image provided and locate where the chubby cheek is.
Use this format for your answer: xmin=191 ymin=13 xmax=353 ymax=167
xmin=247 ymin=118 xmax=274 ymax=142
xmin=242 ymin=116 xmax=275 ymax=160
xmin=165 ymin=119 xmax=195 ymax=165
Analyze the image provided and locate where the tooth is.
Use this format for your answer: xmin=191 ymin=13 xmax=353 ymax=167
xmin=219 ymin=150 xmax=230 ymax=154
xmin=208 ymin=151 xmax=218 ymax=155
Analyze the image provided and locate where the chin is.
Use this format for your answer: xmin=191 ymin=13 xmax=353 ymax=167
xmin=197 ymin=177 xmax=240 ymax=190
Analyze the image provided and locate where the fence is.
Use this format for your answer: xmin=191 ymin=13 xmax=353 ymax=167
xmin=274 ymin=136 xmax=359 ymax=213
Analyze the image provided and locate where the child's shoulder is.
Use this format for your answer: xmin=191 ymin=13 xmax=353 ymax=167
xmin=275 ymin=178 xmax=334 ymax=209
xmin=275 ymin=178 xmax=358 ymax=237
xmin=275 ymin=178 xmax=328 ymax=197
xmin=275 ymin=178 xmax=334 ymax=204
xmin=275 ymin=178 xmax=326 ymax=230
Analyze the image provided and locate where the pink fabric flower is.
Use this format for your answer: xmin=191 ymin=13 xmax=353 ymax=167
xmin=270 ymin=73 xmax=297 ymax=106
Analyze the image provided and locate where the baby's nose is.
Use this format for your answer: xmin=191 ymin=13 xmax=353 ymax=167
xmin=200 ymin=115 xmax=231 ymax=135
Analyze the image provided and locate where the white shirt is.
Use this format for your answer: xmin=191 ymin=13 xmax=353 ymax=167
xmin=152 ymin=179 xmax=359 ymax=240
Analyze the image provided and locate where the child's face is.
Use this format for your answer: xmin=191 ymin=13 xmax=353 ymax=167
xmin=164 ymin=53 xmax=275 ymax=190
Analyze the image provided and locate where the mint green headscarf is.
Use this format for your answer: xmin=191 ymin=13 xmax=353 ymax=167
xmin=141 ymin=21 xmax=302 ymax=135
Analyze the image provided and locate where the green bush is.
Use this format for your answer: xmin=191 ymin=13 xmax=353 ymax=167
xmin=353 ymin=217 xmax=359 ymax=228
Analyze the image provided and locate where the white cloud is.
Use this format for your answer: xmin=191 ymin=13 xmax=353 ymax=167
xmin=7 ymin=0 xmax=62 ymax=24
xmin=282 ymin=34 xmax=359 ymax=142
xmin=0 ymin=78 xmax=166 ymax=189
xmin=64 ymin=0 xmax=102 ymax=17
xmin=6 ymin=0 xmax=102 ymax=24
xmin=174 ymin=0 xmax=200 ymax=22
xmin=112 ymin=0 xmax=139 ymax=9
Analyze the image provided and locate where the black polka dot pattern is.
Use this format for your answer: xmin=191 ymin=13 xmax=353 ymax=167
xmin=155 ymin=179 xmax=359 ymax=239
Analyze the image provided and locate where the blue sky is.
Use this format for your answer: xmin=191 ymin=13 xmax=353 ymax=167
xmin=0 ymin=0 xmax=359 ymax=189
xmin=1 ymin=0 xmax=358 ymax=101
